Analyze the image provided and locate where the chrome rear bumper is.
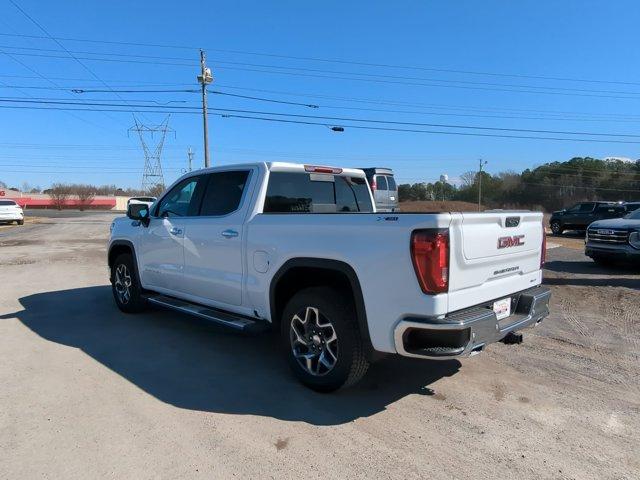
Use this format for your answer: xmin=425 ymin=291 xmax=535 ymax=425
xmin=394 ymin=285 xmax=551 ymax=359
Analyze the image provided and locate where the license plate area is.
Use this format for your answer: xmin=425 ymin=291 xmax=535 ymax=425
xmin=493 ymin=297 xmax=511 ymax=320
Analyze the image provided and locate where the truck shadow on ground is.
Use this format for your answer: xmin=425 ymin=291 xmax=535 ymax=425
xmin=3 ymin=286 xmax=460 ymax=426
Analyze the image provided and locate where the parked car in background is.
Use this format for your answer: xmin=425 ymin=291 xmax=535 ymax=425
xmin=359 ymin=167 xmax=398 ymax=212
xmin=585 ymin=208 xmax=640 ymax=265
xmin=624 ymin=201 xmax=640 ymax=213
xmin=127 ymin=196 xmax=156 ymax=207
xmin=0 ymin=199 xmax=24 ymax=225
xmin=549 ymin=201 xmax=626 ymax=235
xmin=108 ymin=162 xmax=550 ymax=391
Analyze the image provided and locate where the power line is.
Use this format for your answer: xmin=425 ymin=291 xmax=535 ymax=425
xmin=20 ymin=88 xmax=640 ymax=123
xmin=214 ymin=84 xmax=640 ymax=119
xmin=0 ymin=73 xmax=193 ymax=86
xmin=6 ymin=72 xmax=640 ymax=120
xmin=7 ymin=0 xmax=152 ymax=123
xmin=4 ymin=98 xmax=640 ymax=138
xmin=5 ymin=47 xmax=640 ymax=100
xmin=5 ymin=44 xmax=640 ymax=96
xmin=0 ymin=51 xmax=120 ymax=131
xmin=5 ymin=83 xmax=640 ymax=123
xmin=3 ymin=102 xmax=640 ymax=144
xmin=1 ymin=31 xmax=639 ymax=87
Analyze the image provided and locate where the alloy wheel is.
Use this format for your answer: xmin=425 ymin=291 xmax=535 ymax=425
xmin=114 ymin=264 xmax=133 ymax=304
xmin=289 ymin=306 xmax=339 ymax=376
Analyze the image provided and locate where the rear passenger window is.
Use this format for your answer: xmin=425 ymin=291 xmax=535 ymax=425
xmin=386 ymin=176 xmax=397 ymax=191
xmin=264 ymin=172 xmax=373 ymax=213
xmin=199 ymin=171 xmax=250 ymax=216
xmin=0 ymin=200 xmax=17 ymax=206
xmin=376 ymin=175 xmax=388 ymax=191
xmin=595 ymin=205 xmax=616 ymax=213
xmin=335 ymin=176 xmax=373 ymax=212
xmin=578 ymin=203 xmax=595 ymax=212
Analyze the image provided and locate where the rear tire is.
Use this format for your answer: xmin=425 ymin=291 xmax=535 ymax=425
xmin=281 ymin=286 xmax=369 ymax=392
xmin=550 ymin=221 xmax=562 ymax=236
xmin=111 ymin=253 xmax=146 ymax=313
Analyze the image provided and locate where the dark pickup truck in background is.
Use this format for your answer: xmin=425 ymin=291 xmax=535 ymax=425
xmin=585 ymin=208 xmax=640 ymax=265
xmin=549 ymin=201 xmax=627 ymax=235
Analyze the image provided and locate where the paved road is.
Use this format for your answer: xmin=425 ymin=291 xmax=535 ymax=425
xmin=1 ymin=214 xmax=638 ymax=479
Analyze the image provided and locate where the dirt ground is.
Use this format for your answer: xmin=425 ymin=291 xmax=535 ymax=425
xmin=0 ymin=215 xmax=45 ymax=231
xmin=0 ymin=212 xmax=638 ymax=479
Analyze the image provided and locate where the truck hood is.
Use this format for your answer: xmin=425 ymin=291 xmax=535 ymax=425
xmin=589 ymin=217 xmax=640 ymax=230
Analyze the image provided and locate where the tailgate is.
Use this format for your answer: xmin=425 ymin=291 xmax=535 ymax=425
xmin=447 ymin=211 xmax=544 ymax=311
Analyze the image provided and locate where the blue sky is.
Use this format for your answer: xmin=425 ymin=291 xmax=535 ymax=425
xmin=1 ymin=0 xmax=640 ymax=190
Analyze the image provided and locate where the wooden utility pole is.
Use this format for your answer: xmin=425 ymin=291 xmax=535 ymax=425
xmin=478 ymin=159 xmax=487 ymax=211
xmin=198 ymin=50 xmax=213 ymax=168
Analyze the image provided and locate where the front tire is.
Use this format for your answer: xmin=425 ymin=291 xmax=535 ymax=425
xmin=281 ymin=287 xmax=369 ymax=392
xmin=550 ymin=221 xmax=562 ymax=236
xmin=17 ymin=219 xmax=24 ymax=225
xmin=111 ymin=253 xmax=146 ymax=313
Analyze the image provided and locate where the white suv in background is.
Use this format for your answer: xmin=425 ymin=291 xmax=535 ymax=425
xmin=0 ymin=200 xmax=24 ymax=225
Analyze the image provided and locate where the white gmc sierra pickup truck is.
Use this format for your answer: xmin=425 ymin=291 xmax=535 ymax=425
xmin=108 ymin=162 xmax=551 ymax=391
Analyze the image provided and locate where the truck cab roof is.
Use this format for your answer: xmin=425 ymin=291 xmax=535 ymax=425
xmin=180 ymin=162 xmax=367 ymax=179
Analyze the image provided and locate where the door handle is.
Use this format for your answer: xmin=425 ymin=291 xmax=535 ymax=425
xmin=221 ymin=229 xmax=239 ymax=238
xmin=169 ymin=227 xmax=183 ymax=236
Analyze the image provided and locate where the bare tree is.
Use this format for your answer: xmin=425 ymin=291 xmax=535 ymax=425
xmin=49 ymin=183 xmax=71 ymax=210
xmin=460 ymin=171 xmax=477 ymax=187
xmin=73 ymin=184 xmax=96 ymax=211
xmin=146 ymin=184 xmax=165 ymax=198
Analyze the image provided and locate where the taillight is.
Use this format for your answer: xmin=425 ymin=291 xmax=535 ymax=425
xmin=304 ymin=165 xmax=343 ymax=174
xmin=370 ymin=178 xmax=377 ymax=191
xmin=411 ymin=229 xmax=449 ymax=294
xmin=541 ymin=224 xmax=546 ymax=268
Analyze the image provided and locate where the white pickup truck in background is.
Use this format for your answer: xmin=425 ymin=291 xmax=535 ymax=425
xmin=108 ymin=162 xmax=550 ymax=391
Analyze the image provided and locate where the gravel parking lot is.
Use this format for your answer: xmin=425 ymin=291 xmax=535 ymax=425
xmin=1 ymin=212 xmax=638 ymax=479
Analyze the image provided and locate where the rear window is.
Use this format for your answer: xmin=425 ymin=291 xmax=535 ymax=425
xmin=375 ymin=175 xmax=388 ymax=191
xmin=264 ymin=172 xmax=373 ymax=213
xmin=387 ymin=176 xmax=397 ymax=191
xmin=595 ymin=205 xmax=624 ymax=214
xmin=626 ymin=204 xmax=640 ymax=212
xmin=0 ymin=200 xmax=17 ymax=206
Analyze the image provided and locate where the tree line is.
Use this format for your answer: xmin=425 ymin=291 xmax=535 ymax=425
xmin=0 ymin=180 xmax=163 ymax=211
xmin=398 ymin=157 xmax=640 ymax=211
xmin=44 ymin=183 xmax=164 ymax=210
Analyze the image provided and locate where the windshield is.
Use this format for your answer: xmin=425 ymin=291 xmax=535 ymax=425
xmin=625 ymin=209 xmax=640 ymax=220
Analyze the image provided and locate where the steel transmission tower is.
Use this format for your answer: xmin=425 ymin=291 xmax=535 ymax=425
xmin=129 ymin=116 xmax=173 ymax=192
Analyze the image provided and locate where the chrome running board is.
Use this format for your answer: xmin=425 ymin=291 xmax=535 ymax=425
xmin=145 ymin=294 xmax=269 ymax=333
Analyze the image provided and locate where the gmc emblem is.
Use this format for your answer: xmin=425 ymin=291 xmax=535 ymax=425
xmin=498 ymin=235 xmax=525 ymax=249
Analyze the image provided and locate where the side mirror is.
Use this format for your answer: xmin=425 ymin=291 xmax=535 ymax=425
xmin=127 ymin=203 xmax=150 ymax=225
